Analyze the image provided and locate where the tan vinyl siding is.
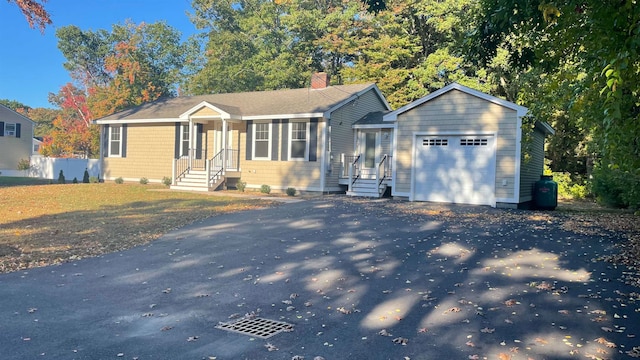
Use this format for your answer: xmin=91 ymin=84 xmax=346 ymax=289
xmin=0 ymin=118 xmax=33 ymax=170
xmin=519 ymin=129 xmax=545 ymax=203
xmin=395 ymin=89 xmax=518 ymax=200
xmin=192 ymin=107 xmax=220 ymax=117
xmin=327 ymin=89 xmax=389 ymax=189
xmin=103 ymin=123 xmax=175 ymax=181
xmin=238 ymin=120 xmax=325 ymax=191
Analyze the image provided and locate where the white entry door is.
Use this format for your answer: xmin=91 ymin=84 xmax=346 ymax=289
xmin=413 ymin=135 xmax=496 ymax=206
xmin=359 ymin=131 xmax=379 ymax=179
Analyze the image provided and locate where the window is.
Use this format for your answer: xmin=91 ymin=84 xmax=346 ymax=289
xmin=109 ymin=126 xmax=122 ymax=156
xmin=290 ymin=122 xmax=308 ymax=160
xmin=5 ymin=123 xmax=16 ymax=136
xmin=253 ymin=122 xmax=271 ymax=159
xmin=181 ymin=124 xmax=189 ymax=157
xmin=460 ymin=138 xmax=488 ymax=146
xmin=423 ymin=138 xmax=448 ymax=146
xmin=33 ymin=143 xmax=40 ymax=153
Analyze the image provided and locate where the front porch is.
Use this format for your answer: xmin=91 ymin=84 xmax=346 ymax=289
xmin=171 ymin=148 xmax=241 ymax=192
xmin=339 ymin=153 xmax=392 ymax=197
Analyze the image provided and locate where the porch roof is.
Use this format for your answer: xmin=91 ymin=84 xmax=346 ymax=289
xmin=353 ymin=111 xmax=394 ymax=129
xmin=94 ymin=83 xmax=379 ymax=124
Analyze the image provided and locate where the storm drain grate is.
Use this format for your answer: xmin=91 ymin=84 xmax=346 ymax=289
xmin=215 ymin=317 xmax=293 ymax=339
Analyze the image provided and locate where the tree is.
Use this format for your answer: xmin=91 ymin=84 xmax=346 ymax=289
xmin=41 ymin=83 xmax=98 ymax=158
xmin=50 ymin=21 xmax=197 ymax=157
xmin=469 ymin=0 xmax=640 ymax=208
xmin=187 ymin=0 xmax=310 ymax=94
xmin=8 ymin=0 xmax=51 ymax=32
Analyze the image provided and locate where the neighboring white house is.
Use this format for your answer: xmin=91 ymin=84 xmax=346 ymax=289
xmin=0 ymin=104 xmax=35 ymax=175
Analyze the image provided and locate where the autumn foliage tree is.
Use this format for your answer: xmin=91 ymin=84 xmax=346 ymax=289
xmin=41 ymin=84 xmax=98 ymax=158
xmin=47 ymin=21 xmax=196 ymax=157
xmin=9 ymin=0 xmax=51 ymax=32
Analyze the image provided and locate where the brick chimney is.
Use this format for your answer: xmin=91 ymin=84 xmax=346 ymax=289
xmin=311 ymin=72 xmax=330 ymax=89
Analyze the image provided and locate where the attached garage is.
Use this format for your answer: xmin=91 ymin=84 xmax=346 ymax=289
xmin=385 ymin=83 xmax=554 ymax=208
xmin=413 ymin=134 xmax=496 ymax=206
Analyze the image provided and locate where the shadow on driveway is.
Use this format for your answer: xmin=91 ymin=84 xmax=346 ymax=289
xmin=0 ymin=197 xmax=638 ymax=359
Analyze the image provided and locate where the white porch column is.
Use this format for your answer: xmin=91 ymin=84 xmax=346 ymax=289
xmin=188 ymin=116 xmax=194 ymax=168
xmin=221 ymin=118 xmax=228 ymax=172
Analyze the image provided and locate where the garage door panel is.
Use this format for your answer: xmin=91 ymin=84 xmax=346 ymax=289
xmin=414 ymin=135 xmax=496 ymax=206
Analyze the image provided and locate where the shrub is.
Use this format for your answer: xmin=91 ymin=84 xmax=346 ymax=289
xmin=286 ymin=187 xmax=296 ymax=196
xmin=139 ymin=177 xmax=149 ymax=185
xmin=162 ymin=176 xmax=172 ymax=186
xmin=592 ymin=167 xmax=640 ymax=209
xmin=115 ymin=177 xmax=124 ymax=184
xmin=72 ymin=177 xmax=78 ymax=184
xmin=82 ymin=169 xmax=90 ymax=183
xmin=236 ymin=180 xmax=246 ymax=192
xmin=89 ymin=176 xmax=99 ymax=183
xmin=552 ymin=172 xmax=588 ymax=200
xmin=260 ymin=184 xmax=271 ymax=194
xmin=57 ymin=170 xmax=66 ymax=184
xmin=17 ymin=158 xmax=31 ymax=172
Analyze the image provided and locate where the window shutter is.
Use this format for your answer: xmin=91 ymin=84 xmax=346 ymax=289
xmin=0 ymin=122 xmax=4 ymax=136
xmin=174 ymin=122 xmax=181 ymax=159
xmin=309 ymin=118 xmax=318 ymax=162
xmin=280 ymin=120 xmax=288 ymax=161
xmin=196 ymin=124 xmax=203 ymax=159
xmin=15 ymin=123 xmax=21 ymax=138
xmin=121 ymin=124 xmax=127 ymax=158
xmin=102 ymin=125 xmax=110 ymax=158
xmin=272 ymin=120 xmax=280 ymax=161
xmin=245 ymin=121 xmax=253 ymax=160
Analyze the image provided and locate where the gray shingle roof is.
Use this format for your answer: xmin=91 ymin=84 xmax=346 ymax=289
xmin=96 ymin=84 xmax=376 ymax=122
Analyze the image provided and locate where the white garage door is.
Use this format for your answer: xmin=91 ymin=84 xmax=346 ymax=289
xmin=413 ymin=135 xmax=496 ymax=206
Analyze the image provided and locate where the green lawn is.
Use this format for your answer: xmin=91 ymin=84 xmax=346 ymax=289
xmin=0 ymin=181 xmax=276 ymax=273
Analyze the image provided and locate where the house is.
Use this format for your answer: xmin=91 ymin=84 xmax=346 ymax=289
xmin=349 ymin=83 xmax=553 ymax=208
xmin=94 ymin=79 xmax=552 ymax=208
xmin=93 ymin=73 xmax=391 ymax=193
xmin=33 ymin=137 xmax=43 ymax=154
xmin=0 ymin=104 xmax=35 ymax=174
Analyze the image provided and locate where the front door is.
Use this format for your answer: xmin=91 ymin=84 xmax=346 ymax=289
xmin=359 ymin=130 xmax=379 ymax=179
xmin=213 ymin=122 xmax=233 ymax=169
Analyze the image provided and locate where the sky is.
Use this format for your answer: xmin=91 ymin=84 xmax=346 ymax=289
xmin=0 ymin=0 xmax=200 ymax=109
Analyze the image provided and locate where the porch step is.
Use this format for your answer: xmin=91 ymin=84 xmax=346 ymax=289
xmin=171 ymin=169 xmax=226 ymax=192
xmin=346 ymin=179 xmax=386 ymax=198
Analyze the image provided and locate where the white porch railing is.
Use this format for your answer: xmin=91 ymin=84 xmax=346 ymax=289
xmin=343 ymin=153 xmax=392 ymax=196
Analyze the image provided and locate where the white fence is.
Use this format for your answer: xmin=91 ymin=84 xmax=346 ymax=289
xmin=24 ymin=155 xmax=101 ymax=180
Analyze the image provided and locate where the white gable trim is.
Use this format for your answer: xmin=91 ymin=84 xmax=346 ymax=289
xmin=0 ymin=104 xmax=36 ymax=125
xmin=94 ymin=118 xmax=183 ymax=124
xmin=179 ymin=101 xmax=236 ymax=120
xmin=384 ymin=83 xmax=529 ymax=121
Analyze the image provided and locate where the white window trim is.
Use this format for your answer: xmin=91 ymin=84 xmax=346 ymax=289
xmin=180 ymin=124 xmax=190 ymax=157
xmin=4 ymin=123 xmax=16 ymax=137
xmin=252 ymin=121 xmax=272 ymax=160
xmin=108 ymin=126 xmax=123 ymax=157
xmin=288 ymin=121 xmax=310 ymax=161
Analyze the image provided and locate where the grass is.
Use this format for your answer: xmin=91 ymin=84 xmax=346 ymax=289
xmin=0 ymin=176 xmax=51 ymax=187
xmin=0 ymin=181 xmax=276 ymax=273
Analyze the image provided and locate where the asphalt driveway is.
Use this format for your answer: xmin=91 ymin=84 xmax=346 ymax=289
xmin=1 ymin=197 xmax=638 ymax=359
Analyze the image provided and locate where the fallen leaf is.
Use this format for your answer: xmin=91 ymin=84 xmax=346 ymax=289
xmin=392 ymin=337 xmax=408 ymax=345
